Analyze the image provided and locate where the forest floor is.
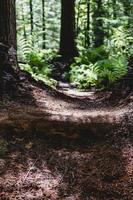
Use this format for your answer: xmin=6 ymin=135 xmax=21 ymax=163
xmin=0 ymin=130 xmax=133 ymax=200
xmin=0 ymin=74 xmax=133 ymax=199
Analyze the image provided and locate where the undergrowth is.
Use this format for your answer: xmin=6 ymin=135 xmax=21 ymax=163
xmin=18 ymin=26 xmax=133 ymax=90
xmin=70 ymin=27 xmax=133 ymax=89
xmin=18 ymin=37 xmax=57 ymax=87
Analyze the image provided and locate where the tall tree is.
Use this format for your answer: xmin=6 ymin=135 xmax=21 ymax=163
xmin=29 ymin=0 xmax=34 ymax=35
xmin=76 ymin=0 xmax=81 ymax=38
xmin=22 ymin=2 xmax=27 ymax=39
xmin=60 ymin=0 xmax=77 ymax=59
xmin=122 ymin=0 xmax=132 ymax=29
xmin=86 ymin=0 xmax=90 ymax=47
xmin=93 ymin=0 xmax=104 ymax=47
xmin=112 ymin=0 xmax=117 ymax=19
xmin=0 ymin=0 xmax=18 ymax=96
xmin=0 ymin=0 xmax=17 ymax=68
xmin=42 ymin=0 xmax=46 ymax=49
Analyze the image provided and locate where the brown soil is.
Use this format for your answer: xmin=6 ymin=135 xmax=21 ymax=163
xmin=0 ymin=72 xmax=133 ymax=200
xmin=0 ymin=132 xmax=133 ymax=200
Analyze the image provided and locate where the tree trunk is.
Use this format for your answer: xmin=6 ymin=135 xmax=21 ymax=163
xmin=76 ymin=0 xmax=81 ymax=38
xmin=29 ymin=0 xmax=34 ymax=35
xmin=0 ymin=0 xmax=18 ymax=97
xmin=86 ymin=0 xmax=90 ymax=47
xmin=22 ymin=3 xmax=27 ymax=39
xmin=0 ymin=0 xmax=17 ymax=49
xmin=0 ymin=0 xmax=17 ymax=69
xmin=42 ymin=0 xmax=46 ymax=49
xmin=112 ymin=0 xmax=117 ymax=19
xmin=60 ymin=0 xmax=78 ymax=60
xmin=123 ymin=0 xmax=132 ymax=29
xmin=93 ymin=0 xmax=104 ymax=47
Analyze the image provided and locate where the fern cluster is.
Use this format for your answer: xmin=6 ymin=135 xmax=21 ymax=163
xmin=70 ymin=46 xmax=128 ymax=89
xmin=70 ymin=26 xmax=133 ymax=89
xmin=106 ymin=26 xmax=133 ymax=57
xmin=18 ymin=37 xmax=57 ymax=87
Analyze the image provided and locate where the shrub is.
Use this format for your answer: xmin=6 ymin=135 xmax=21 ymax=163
xmin=18 ymin=40 xmax=57 ymax=87
xmin=70 ymin=47 xmax=128 ymax=89
xmin=70 ymin=25 xmax=133 ymax=90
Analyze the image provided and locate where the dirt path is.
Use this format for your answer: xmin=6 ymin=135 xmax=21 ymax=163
xmin=0 ymin=132 xmax=133 ymax=200
xmin=0 ymin=82 xmax=132 ymax=139
xmin=0 ymin=80 xmax=133 ymax=199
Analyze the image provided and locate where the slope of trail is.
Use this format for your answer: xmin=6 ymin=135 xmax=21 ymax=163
xmin=0 ymin=82 xmax=132 ymax=199
xmin=0 ymin=81 xmax=132 ymax=137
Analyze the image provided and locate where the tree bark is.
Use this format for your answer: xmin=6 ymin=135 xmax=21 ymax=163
xmin=123 ymin=0 xmax=132 ymax=29
xmin=29 ymin=0 xmax=34 ymax=35
xmin=0 ymin=0 xmax=17 ymax=49
xmin=60 ymin=0 xmax=78 ymax=60
xmin=76 ymin=0 xmax=81 ymax=38
xmin=22 ymin=3 xmax=27 ymax=39
xmin=112 ymin=0 xmax=117 ymax=19
xmin=42 ymin=0 xmax=46 ymax=49
xmin=93 ymin=0 xmax=104 ymax=47
xmin=86 ymin=0 xmax=90 ymax=47
xmin=0 ymin=0 xmax=17 ymax=70
xmin=0 ymin=0 xmax=18 ymax=97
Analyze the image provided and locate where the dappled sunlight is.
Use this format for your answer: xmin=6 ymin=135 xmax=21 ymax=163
xmin=0 ymin=0 xmax=133 ymax=199
xmin=0 ymin=134 xmax=132 ymax=199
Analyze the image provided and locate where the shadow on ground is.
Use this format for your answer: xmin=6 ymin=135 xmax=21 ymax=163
xmin=0 ymin=131 xmax=132 ymax=200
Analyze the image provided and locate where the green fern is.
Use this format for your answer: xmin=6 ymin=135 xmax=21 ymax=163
xmin=97 ymin=55 xmax=127 ymax=86
xmin=70 ymin=47 xmax=128 ymax=89
xmin=17 ymin=37 xmax=32 ymax=62
xmin=107 ymin=26 xmax=133 ymax=57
